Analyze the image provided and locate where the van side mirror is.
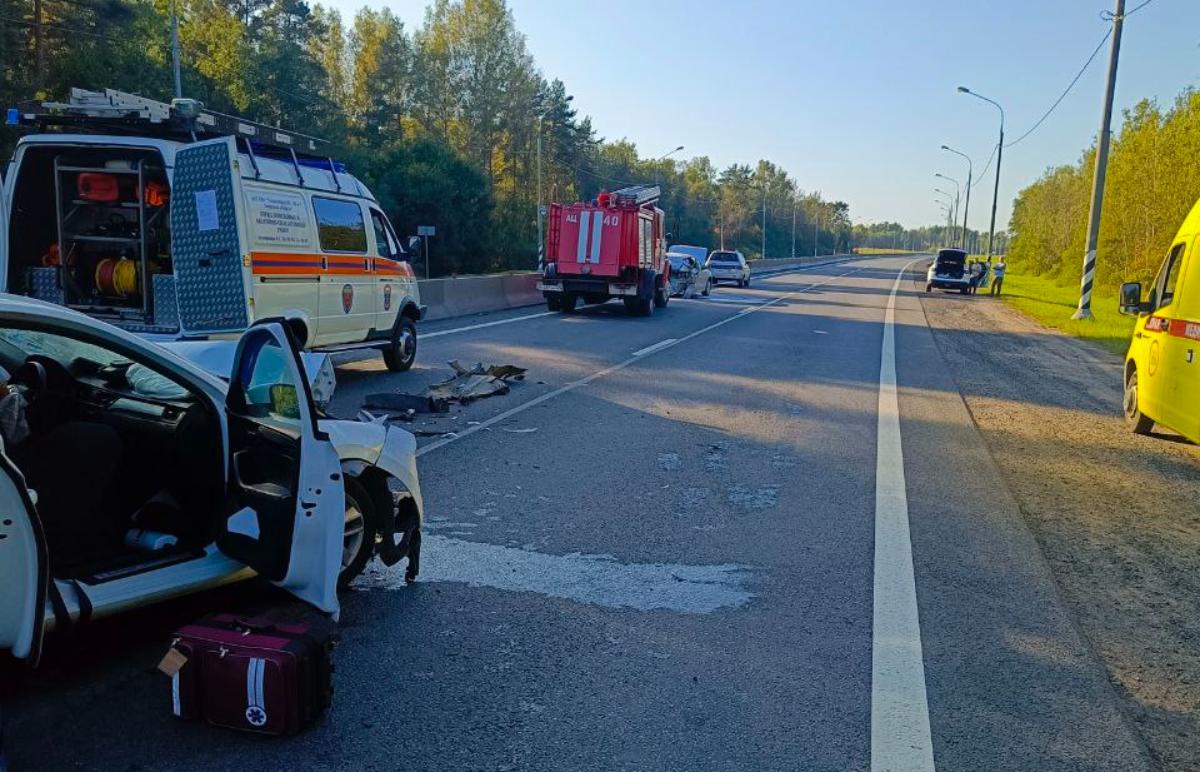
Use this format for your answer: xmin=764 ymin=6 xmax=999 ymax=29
xmin=407 ymin=236 xmax=421 ymax=254
xmin=1119 ymin=282 xmax=1149 ymax=315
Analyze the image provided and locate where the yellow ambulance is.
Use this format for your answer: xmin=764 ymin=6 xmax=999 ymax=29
xmin=1119 ymin=198 xmax=1200 ymax=442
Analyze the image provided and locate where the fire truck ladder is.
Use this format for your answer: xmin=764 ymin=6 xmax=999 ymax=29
xmin=611 ymin=185 xmax=661 ymax=207
xmin=8 ymin=88 xmax=329 ymax=156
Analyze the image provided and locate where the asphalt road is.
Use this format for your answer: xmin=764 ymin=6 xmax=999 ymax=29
xmin=3 ymin=255 xmax=1154 ymax=770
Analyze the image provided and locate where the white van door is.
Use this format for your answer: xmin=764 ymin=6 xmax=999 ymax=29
xmin=170 ymin=137 xmax=252 ymax=335
xmin=311 ymin=196 xmax=374 ymax=343
xmin=219 ymin=322 xmax=344 ymax=616
xmin=0 ymin=453 xmax=49 ymax=664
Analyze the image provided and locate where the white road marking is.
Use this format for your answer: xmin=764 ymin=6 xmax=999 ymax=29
xmin=871 ymin=259 xmax=936 ymax=772
xmin=417 ymin=267 xmax=862 ymax=457
xmin=632 ymin=338 xmax=678 ymax=357
xmin=360 ymin=534 xmax=753 ymax=613
xmin=422 ymin=311 xmax=555 ymax=339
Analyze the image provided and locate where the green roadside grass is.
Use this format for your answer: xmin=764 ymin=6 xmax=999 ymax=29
xmin=994 ymin=271 xmax=1135 ymax=356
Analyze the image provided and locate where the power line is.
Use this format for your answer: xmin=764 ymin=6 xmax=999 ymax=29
xmin=1004 ymin=28 xmax=1112 ymax=148
xmin=0 ymin=13 xmax=125 ymax=43
xmin=1124 ymin=0 xmax=1155 ymax=17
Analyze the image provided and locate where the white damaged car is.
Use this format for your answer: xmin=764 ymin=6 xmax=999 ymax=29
xmin=0 ymin=296 xmax=422 ymax=666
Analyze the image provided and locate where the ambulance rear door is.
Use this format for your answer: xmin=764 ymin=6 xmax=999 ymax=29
xmin=170 ymin=137 xmax=252 ymax=335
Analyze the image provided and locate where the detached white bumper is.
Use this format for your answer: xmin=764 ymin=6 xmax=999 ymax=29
xmin=536 ymin=281 xmax=639 ymax=297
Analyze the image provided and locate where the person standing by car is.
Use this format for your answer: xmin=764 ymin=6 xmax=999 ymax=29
xmin=991 ymin=258 xmax=1007 ymax=296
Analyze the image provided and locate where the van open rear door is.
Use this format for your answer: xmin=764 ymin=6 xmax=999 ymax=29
xmin=171 ymin=137 xmax=251 ymax=335
xmin=0 ymin=453 xmax=49 ymax=664
xmin=1 ymin=166 xmax=8 ymax=293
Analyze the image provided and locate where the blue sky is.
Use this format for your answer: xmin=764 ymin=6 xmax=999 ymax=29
xmin=322 ymin=0 xmax=1199 ymax=231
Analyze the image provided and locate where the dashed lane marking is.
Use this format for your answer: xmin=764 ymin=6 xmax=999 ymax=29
xmin=871 ymin=258 xmax=936 ymax=772
xmin=416 ymin=266 xmax=863 ymax=457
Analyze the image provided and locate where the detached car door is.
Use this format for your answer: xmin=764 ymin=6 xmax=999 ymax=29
xmin=0 ymin=453 xmax=48 ymax=664
xmin=220 ymin=322 xmax=345 ymax=617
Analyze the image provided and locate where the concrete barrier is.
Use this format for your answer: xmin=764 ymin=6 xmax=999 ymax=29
xmin=416 ymin=254 xmax=861 ymax=322
xmin=418 ymin=273 xmax=540 ymax=322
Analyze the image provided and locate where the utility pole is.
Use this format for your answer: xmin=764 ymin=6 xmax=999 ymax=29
xmin=171 ymin=0 xmax=183 ymax=98
xmin=1073 ymin=0 xmax=1125 ymax=320
xmin=791 ymin=206 xmax=797 ymax=259
xmin=33 ymin=0 xmax=44 ymax=94
xmin=535 ymin=117 xmax=544 ymax=271
xmin=813 ymin=213 xmax=819 ymax=258
xmin=761 ymin=187 xmax=767 ymax=259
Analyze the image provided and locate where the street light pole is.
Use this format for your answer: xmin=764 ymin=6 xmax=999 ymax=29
xmin=942 ymin=145 xmax=973 ymax=251
xmin=536 ymin=117 xmax=544 ymax=271
xmin=1073 ymin=0 xmax=1126 ymax=321
xmin=935 ymin=173 xmax=961 ymax=248
xmin=653 ymin=145 xmax=684 ymax=187
xmin=934 ymin=188 xmax=955 ymax=236
xmin=761 ymin=186 xmax=767 ymax=260
xmin=958 ymin=86 xmax=1004 ymax=262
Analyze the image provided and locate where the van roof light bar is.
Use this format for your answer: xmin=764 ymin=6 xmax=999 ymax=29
xmin=12 ymin=88 xmax=328 ymax=155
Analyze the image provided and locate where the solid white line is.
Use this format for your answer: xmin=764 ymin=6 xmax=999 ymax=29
xmin=422 ymin=311 xmax=556 ymax=339
xmin=417 ymin=267 xmax=862 ymax=457
xmin=632 ymin=338 xmax=677 ymax=357
xmin=871 ymin=258 xmax=936 ymax=772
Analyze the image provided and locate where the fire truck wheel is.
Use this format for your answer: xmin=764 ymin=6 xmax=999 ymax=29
xmin=560 ymin=293 xmax=579 ymax=313
xmin=383 ymin=317 xmax=418 ymax=372
xmin=546 ymin=294 xmax=562 ymax=312
xmin=654 ymin=284 xmax=669 ymax=309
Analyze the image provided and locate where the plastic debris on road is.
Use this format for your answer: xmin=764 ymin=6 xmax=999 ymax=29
xmin=425 ymin=360 xmax=527 ymax=403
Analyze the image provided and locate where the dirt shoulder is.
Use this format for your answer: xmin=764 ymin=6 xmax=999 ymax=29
xmin=918 ymin=283 xmax=1200 ymax=772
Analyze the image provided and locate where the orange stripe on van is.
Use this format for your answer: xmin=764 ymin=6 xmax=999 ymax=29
xmin=249 ymin=251 xmax=414 ymax=278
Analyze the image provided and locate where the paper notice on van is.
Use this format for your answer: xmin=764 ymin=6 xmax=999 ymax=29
xmin=195 ymin=190 xmax=219 ymax=232
xmin=245 ymin=188 xmax=314 ymax=249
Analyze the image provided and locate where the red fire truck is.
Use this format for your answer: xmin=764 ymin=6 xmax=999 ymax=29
xmin=538 ymin=185 xmax=670 ymax=315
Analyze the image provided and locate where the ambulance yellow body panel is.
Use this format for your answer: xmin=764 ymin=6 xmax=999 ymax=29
xmin=1119 ymin=198 xmax=1200 ymax=442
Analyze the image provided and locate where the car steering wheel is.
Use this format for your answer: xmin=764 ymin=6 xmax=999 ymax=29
xmin=9 ymin=358 xmax=48 ymax=404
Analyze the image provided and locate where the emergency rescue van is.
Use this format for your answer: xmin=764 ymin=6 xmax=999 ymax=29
xmin=1119 ymin=197 xmax=1200 ymax=442
xmin=538 ymin=185 xmax=671 ymax=315
xmin=1 ymin=89 xmax=423 ymax=371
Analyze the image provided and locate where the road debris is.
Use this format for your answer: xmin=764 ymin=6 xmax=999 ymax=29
xmin=361 ymin=392 xmax=449 ymax=415
xmin=426 ymin=360 xmax=527 ymax=403
xmin=501 ymin=427 xmax=538 ymax=434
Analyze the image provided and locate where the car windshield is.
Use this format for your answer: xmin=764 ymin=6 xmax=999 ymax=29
xmin=0 ymin=328 xmax=130 ymax=369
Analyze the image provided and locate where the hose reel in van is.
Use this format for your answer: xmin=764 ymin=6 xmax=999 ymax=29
xmin=94 ymin=257 xmax=139 ymax=298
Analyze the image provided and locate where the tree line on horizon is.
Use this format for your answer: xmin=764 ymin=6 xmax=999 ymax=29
xmin=1007 ymin=88 xmax=1200 ymax=290
xmin=0 ymin=0 xmax=858 ymax=275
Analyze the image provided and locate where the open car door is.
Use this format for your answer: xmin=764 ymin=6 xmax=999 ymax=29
xmin=219 ymin=322 xmax=344 ymax=617
xmin=0 ymin=451 xmax=49 ymax=664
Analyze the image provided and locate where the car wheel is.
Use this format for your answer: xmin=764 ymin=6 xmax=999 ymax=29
xmin=1124 ymin=368 xmax=1155 ymax=435
xmin=702 ymin=279 xmax=711 ymax=296
xmin=340 ymin=476 xmax=379 ymax=588
xmin=744 ymin=276 xmax=751 ymax=288
xmin=925 ymin=283 xmax=932 ymax=292
xmin=382 ymin=316 xmax=417 ymax=372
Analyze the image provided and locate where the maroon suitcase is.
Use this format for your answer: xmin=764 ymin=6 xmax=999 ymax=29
xmin=162 ymin=613 xmax=336 ymax=735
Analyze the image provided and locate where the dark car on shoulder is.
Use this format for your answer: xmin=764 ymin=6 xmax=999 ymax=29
xmin=925 ymin=248 xmax=971 ymax=294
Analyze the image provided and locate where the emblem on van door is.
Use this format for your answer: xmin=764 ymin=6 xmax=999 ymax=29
xmin=342 ymin=284 xmax=354 ymax=314
xmin=383 ymin=284 xmax=393 ymax=311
